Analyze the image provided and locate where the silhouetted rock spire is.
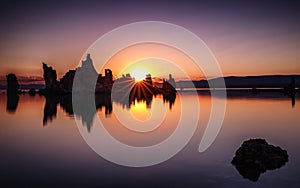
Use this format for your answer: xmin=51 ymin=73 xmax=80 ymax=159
xmin=6 ymin=73 xmax=19 ymax=113
xmin=6 ymin=73 xmax=19 ymax=95
xmin=168 ymin=74 xmax=176 ymax=88
xmin=42 ymin=62 xmax=59 ymax=92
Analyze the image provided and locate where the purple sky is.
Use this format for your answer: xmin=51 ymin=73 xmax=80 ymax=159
xmin=0 ymin=0 xmax=300 ymax=79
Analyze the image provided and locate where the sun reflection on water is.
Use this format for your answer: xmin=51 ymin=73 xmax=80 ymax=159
xmin=129 ymin=100 xmax=151 ymax=121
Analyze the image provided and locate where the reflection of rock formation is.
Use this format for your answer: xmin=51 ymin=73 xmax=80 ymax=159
xmin=6 ymin=94 xmax=19 ymax=113
xmin=6 ymin=74 xmax=19 ymax=113
xmin=6 ymin=73 xmax=19 ymax=95
xmin=112 ymin=73 xmax=177 ymax=109
xmin=163 ymin=92 xmax=176 ymax=109
xmin=43 ymin=95 xmax=59 ymax=126
xmin=162 ymin=79 xmax=177 ymax=109
xmin=72 ymin=93 xmax=96 ymax=132
xmin=59 ymin=95 xmax=73 ymax=115
xmin=284 ymin=76 xmax=296 ymax=107
xmin=42 ymin=93 xmax=112 ymax=131
xmin=72 ymin=93 xmax=112 ymax=132
xmin=96 ymin=94 xmax=112 ymax=115
xmin=111 ymin=74 xmax=135 ymax=109
xmin=232 ymin=138 xmax=288 ymax=182
xmin=130 ymin=80 xmax=154 ymax=108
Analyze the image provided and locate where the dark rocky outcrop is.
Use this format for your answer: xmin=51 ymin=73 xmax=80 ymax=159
xmin=73 ymin=54 xmax=99 ymax=93
xmin=162 ymin=75 xmax=177 ymax=109
xmin=112 ymin=73 xmax=177 ymax=109
xmin=42 ymin=54 xmax=113 ymax=94
xmin=130 ymin=80 xmax=154 ymax=108
xmin=162 ymin=81 xmax=176 ymax=109
xmin=6 ymin=73 xmax=19 ymax=95
xmin=231 ymin=138 xmax=288 ymax=182
xmin=43 ymin=63 xmax=59 ymax=93
xmin=59 ymin=70 xmax=75 ymax=93
xmin=6 ymin=74 xmax=20 ymax=113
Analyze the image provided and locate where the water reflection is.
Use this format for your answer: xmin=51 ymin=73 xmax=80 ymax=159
xmin=6 ymin=94 xmax=19 ymax=113
xmin=5 ymin=88 xmax=299 ymax=127
xmin=41 ymin=79 xmax=177 ymax=131
xmin=163 ymin=92 xmax=176 ymax=109
xmin=197 ymin=89 xmax=299 ymax=107
xmin=43 ymin=95 xmax=59 ymax=125
xmin=42 ymin=94 xmax=113 ymax=131
xmin=129 ymin=81 xmax=154 ymax=108
xmin=1 ymin=89 xmax=300 ymax=187
xmin=112 ymin=74 xmax=177 ymax=109
xmin=73 ymin=93 xmax=112 ymax=132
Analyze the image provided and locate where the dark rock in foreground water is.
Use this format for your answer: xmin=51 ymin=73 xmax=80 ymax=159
xmin=231 ymin=138 xmax=288 ymax=182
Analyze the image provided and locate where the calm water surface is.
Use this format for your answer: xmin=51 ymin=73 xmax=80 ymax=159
xmin=0 ymin=91 xmax=299 ymax=187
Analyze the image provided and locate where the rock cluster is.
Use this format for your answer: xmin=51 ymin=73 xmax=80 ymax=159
xmin=42 ymin=54 xmax=113 ymax=94
xmin=231 ymin=138 xmax=288 ymax=182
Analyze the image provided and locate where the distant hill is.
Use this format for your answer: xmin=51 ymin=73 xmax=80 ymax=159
xmin=0 ymin=84 xmax=45 ymax=90
xmin=0 ymin=75 xmax=44 ymax=90
xmin=1 ymin=75 xmax=299 ymax=90
xmin=176 ymin=75 xmax=300 ymax=88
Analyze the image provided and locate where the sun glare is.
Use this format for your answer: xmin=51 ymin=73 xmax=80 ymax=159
xmin=130 ymin=69 xmax=147 ymax=81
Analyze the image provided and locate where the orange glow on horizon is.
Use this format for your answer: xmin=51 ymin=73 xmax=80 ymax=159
xmin=95 ymin=42 xmax=204 ymax=81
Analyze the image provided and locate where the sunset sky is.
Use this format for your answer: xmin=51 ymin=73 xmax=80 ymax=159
xmin=0 ymin=0 xmax=299 ymax=81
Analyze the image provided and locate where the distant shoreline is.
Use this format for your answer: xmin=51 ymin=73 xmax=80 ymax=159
xmin=1 ymin=74 xmax=299 ymax=90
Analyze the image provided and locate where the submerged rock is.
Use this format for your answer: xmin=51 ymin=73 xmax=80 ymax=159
xmin=231 ymin=138 xmax=288 ymax=182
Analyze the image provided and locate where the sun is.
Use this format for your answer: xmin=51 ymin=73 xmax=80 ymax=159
xmin=130 ymin=69 xmax=147 ymax=81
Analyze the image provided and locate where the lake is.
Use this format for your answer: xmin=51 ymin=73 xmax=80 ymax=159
xmin=0 ymin=90 xmax=299 ymax=187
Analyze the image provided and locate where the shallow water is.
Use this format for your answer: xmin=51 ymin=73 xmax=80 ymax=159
xmin=0 ymin=90 xmax=299 ymax=187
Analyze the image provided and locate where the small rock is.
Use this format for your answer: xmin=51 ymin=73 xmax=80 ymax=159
xmin=231 ymin=138 xmax=288 ymax=182
xmin=29 ymin=88 xmax=36 ymax=96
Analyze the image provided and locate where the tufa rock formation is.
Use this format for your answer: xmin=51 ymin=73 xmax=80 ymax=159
xmin=43 ymin=63 xmax=59 ymax=93
xmin=43 ymin=54 xmax=113 ymax=94
xmin=6 ymin=73 xmax=19 ymax=113
xmin=59 ymin=70 xmax=75 ymax=93
xmin=231 ymin=138 xmax=288 ymax=182
xmin=6 ymin=73 xmax=19 ymax=95
xmin=73 ymin=54 xmax=99 ymax=93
